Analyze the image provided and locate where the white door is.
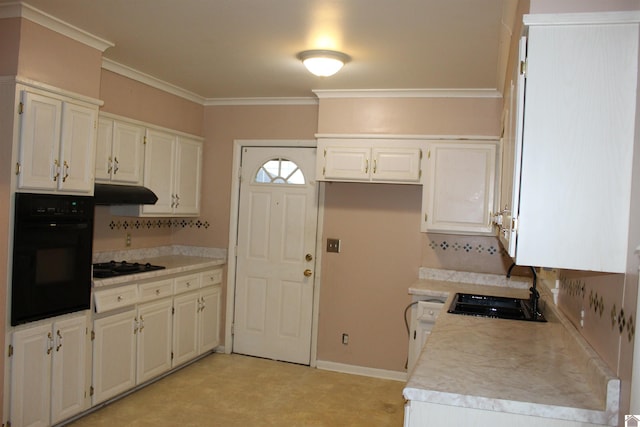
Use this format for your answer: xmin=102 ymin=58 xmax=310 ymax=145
xmin=233 ymin=147 xmax=318 ymax=365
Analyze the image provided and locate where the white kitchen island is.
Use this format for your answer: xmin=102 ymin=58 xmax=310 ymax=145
xmin=404 ymin=275 xmax=619 ymax=427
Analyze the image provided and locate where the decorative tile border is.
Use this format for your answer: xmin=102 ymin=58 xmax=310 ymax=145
xmin=427 ymin=239 xmax=506 ymax=257
xmin=107 ymin=218 xmax=210 ymax=230
xmin=560 ymin=274 xmax=635 ymax=343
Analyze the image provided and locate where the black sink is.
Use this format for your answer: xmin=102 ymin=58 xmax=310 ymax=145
xmin=447 ymin=293 xmax=546 ymax=322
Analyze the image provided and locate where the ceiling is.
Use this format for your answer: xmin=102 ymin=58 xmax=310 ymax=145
xmin=5 ymin=0 xmax=514 ymax=100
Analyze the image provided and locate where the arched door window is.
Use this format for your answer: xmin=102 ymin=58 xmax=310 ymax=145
xmin=255 ymin=158 xmax=305 ymax=185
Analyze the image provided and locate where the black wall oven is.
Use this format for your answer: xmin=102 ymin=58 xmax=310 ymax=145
xmin=11 ymin=193 xmax=94 ymax=326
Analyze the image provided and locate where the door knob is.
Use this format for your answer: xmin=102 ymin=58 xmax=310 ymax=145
xmin=305 ymin=254 xmax=313 ymax=261
xmin=304 ymin=269 xmax=313 ymax=277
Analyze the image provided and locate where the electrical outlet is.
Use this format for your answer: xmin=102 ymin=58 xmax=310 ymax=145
xmin=126 ymin=232 xmax=131 ymax=247
xmin=342 ymin=333 xmax=349 ymax=345
xmin=327 ymin=238 xmax=341 ymax=253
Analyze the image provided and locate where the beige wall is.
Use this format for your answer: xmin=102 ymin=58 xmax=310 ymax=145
xmin=99 ymin=70 xmax=203 ymax=136
xmin=0 ymin=18 xmax=20 ymax=76
xmin=17 ymin=19 xmax=102 ymax=99
xmin=317 ymin=97 xmax=501 ymax=136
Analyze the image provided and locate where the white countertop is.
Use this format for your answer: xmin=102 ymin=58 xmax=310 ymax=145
xmin=404 ymin=277 xmax=619 ymax=426
xmin=93 ymin=255 xmax=225 ymax=288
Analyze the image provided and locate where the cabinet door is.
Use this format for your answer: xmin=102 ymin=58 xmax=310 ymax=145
xmin=10 ymin=323 xmax=52 ymax=427
xmin=174 ymin=137 xmax=202 ymax=215
xmin=142 ymin=129 xmax=176 ymax=215
xmin=50 ymin=316 xmax=88 ymax=425
xmin=321 ymin=145 xmax=371 ymax=181
xmin=136 ymin=299 xmax=173 ymax=384
xmin=198 ymin=285 xmax=221 ymax=354
xmin=371 ymin=147 xmax=422 ymax=183
xmin=18 ymin=91 xmax=62 ymax=190
xmin=172 ymin=291 xmax=200 ymax=366
xmin=92 ymin=309 xmax=137 ymax=405
xmin=95 ymin=117 xmax=114 ymax=182
xmin=112 ymin=120 xmax=145 ymax=185
xmin=59 ymin=101 xmax=96 ymax=193
xmin=422 ymin=143 xmax=496 ymax=234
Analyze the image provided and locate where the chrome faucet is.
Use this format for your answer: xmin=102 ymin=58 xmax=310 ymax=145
xmin=507 ymin=263 xmax=540 ymax=321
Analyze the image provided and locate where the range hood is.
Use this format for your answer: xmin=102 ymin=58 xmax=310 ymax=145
xmin=94 ymin=183 xmax=158 ymax=205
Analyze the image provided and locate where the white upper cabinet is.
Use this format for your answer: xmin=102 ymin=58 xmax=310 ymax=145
xmin=317 ymin=139 xmax=423 ymax=184
xmin=18 ymin=90 xmax=97 ymax=194
xmin=111 ymin=128 xmax=203 ymax=217
xmin=95 ymin=116 xmax=145 ymax=185
xmin=422 ymin=142 xmax=497 ymax=235
xmin=498 ymin=13 xmax=640 ymax=273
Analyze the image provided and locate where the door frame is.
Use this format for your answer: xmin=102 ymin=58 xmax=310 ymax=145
xmin=225 ymin=139 xmax=324 ymax=366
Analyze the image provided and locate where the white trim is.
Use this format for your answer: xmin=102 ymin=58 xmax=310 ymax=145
xmin=316 ymin=360 xmax=407 ymax=382
xmin=313 ymin=88 xmax=502 ymax=99
xmin=0 ymin=2 xmax=114 ymax=52
xmin=101 ymin=58 xmax=205 ymax=105
xmin=205 ymin=97 xmax=318 ymax=106
xmin=4 ymin=75 xmax=104 ymax=106
xmin=315 ymin=133 xmax=500 ymax=141
xmin=524 ymin=11 xmax=640 ymax=26
xmin=225 ymin=139 xmax=319 ymax=363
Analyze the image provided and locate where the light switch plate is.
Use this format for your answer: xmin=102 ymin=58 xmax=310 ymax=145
xmin=327 ymin=238 xmax=341 ymax=253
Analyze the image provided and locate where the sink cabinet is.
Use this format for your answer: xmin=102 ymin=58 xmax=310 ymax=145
xmin=497 ymin=12 xmax=640 ymax=272
xmin=407 ymin=300 xmax=444 ymax=374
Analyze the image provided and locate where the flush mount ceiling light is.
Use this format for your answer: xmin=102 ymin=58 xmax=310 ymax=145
xmin=297 ymin=49 xmax=351 ymax=77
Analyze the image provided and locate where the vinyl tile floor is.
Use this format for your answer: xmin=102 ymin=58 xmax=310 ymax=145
xmin=65 ymin=353 xmax=406 ymax=426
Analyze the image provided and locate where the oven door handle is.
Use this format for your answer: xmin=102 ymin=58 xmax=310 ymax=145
xmin=22 ymin=223 xmax=89 ymax=231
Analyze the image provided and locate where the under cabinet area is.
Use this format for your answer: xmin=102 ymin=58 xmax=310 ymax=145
xmin=18 ymin=89 xmax=98 ymax=194
xmin=316 ymin=138 xmax=423 ymax=184
xmin=9 ymin=312 xmax=90 ymax=427
xmin=421 ymin=142 xmax=497 ymax=235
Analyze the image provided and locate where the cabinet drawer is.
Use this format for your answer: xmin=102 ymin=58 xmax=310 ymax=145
xmin=174 ymin=274 xmax=201 ymax=294
xmin=416 ymin=301 xmax=443 ymax=323
xmin=200 ymin=268 xmax=222 ymax=288
xmin=138 ymin=279 xmax=173 ymax=303
xmin=94 ymin=285 xmax=139 ymax=313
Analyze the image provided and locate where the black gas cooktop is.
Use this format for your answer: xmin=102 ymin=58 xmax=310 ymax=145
xmin=93 ymin=260 xmax=166 ymax=278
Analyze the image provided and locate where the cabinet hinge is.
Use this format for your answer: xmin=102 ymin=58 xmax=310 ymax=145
xmin=323 ymin=148 xmax=327 ymax=158
xmin=419 ymin=149 xmax=423 ymax=160
xmin=413 ymin=330 xmax=416 ymax=340
xmin=91 ymin=330 xmax=95 ymax=341
xmin=512 ymin=217 xmax=519 ymax=232
xmin=231 ymin=323 xmax=235 ymax=336
xmin=90 ymin=386 xmax=94 ymax=397
xmin=15 ymin=162 xmax=20 ymax=176
xmin=519 ymin=60 xmax=527 ymax=77
xmin=172 ymin=307 xmax=175 ymax=315
xmin=171 ymin=351 xmax=174 ymax=360
xmin=143 ymin=135 xmax=147 ymax=145
xmin=18 ymin=102 xmax=23 ymax=115
xmin=7 ymin=344 xmax=13 ymax=357
xmin=427 ymin=150 xmax=431 ymax=159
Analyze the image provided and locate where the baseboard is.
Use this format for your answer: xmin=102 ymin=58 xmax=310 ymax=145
xmin=316 ymin=360 xmax=407 ymax=382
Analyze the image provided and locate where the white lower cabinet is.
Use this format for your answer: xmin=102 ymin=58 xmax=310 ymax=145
xmin=173 ymin=275 xmax=221 ymax=367
xmin=92 ymin=308 xmax=137 ymax=405
xmin=10 ymin=313 xmax=89 ymax=427
xmin=136 ymin=298 xmax=173 ymax=384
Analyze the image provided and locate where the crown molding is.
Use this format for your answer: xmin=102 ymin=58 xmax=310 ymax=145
xmin=312 ymin=88 xmax=502 ymax=99
xmin=205 ymin=97 xmax=318 ymax=106
xmin=524 ymin=11 xmax=640 ymax=26
xmin=0 ymin=1 xmax=114 ymax=52
xmin=102 ymin=58 xmax=206 ymax=105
